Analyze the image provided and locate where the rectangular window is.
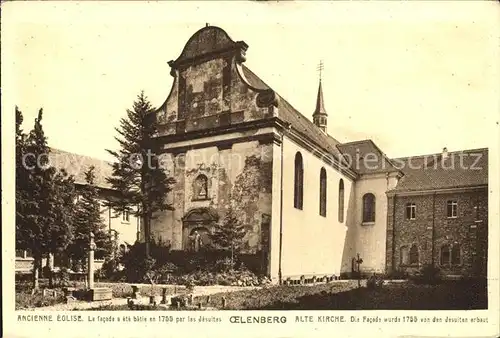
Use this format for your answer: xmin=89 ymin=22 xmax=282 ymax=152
xmin=405 ymin=203 xmax=416 ymax=220
xmin=122 ymin=210 xmax=130 ymax=223
xmin=440 ymin=246 xmax=450 ymax=265
xmin=409 ymin=245 xmax=419 ymax=265
xmin=446 ymin=200 xmax=458 ymax=218
xmin=451 ymin=245 xmax=461 ymax=265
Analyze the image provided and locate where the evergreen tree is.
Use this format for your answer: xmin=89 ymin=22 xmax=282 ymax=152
xmin=45 ymin=169 xmax=76 ymax=287
xmin=16 ymin=107 xmax=29 ymax=252
xmin=211 ymin=203 xmax=247 ymax=266
xmin=15 ymin=108 xmax=76 ymax=289
xmin=106 ymin=92 xmax=175 ymax=257
xmin=69 ymin=166 xmax=112 ymax=268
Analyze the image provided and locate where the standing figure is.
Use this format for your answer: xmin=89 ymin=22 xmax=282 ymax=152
xmin=192 ymin=231 xmax=202 ymax=252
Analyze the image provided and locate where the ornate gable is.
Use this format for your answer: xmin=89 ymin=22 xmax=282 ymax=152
xmin=155 ymin=26 xmax=277 ymax=137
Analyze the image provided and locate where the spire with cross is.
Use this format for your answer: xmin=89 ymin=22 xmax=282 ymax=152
xmin=313 ymin=60 xmax=327 ymax=133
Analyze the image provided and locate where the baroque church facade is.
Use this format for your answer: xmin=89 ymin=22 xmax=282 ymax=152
xmin=18 ymin=25 xmax=485 ymax=282
xmin=147 ymin=26 xmax=489 ymax=283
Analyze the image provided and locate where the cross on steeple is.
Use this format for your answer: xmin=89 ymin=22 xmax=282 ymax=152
xmin=313 ymin=60 xmax=327 ymax=133
xmin=317 ymin=60 xmax=324 ymax=82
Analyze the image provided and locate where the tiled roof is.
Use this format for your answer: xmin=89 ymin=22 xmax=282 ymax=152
xmin=337 ymin=140 xmax=400 ymax=175
xmin=48 ymin=148 xmax=114 ymax=189
xmin=241 ymin=65 xmax=343 ymax=160
xmin=389 ymin=148 xmax=488 ymax=192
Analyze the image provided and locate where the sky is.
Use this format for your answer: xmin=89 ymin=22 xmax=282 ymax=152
xmin=2 ymin=1 xmax=499 ymax=161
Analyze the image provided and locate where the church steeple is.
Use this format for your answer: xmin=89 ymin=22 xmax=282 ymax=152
xmin=313 ymin=61 xmax=327 ymax=133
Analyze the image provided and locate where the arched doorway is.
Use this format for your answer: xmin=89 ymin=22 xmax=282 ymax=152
xmin=182 ymin=207 xmax=219 ymax=251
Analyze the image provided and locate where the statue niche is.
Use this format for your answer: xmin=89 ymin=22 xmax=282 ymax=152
xmin=192 ymin=174 xmax=209 ymax=200
xmin=182 ymin=207 xmax=219 ymax=251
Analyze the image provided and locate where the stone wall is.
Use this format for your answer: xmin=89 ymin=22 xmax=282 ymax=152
xmin=151 ymin=139 xmax=274 ymax=255
xmin=387 ymin=189 xmax=488 ymax=277
xmin=156 ymin=56 xmax=271 ymax=137
xmin=151 ymin=26 xmax=278 ymax=268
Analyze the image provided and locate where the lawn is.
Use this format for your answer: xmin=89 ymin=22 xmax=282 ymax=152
xmin=201 ymin=280 xmax=487 ymax=310
xmin=82 ymin=279 xmax=488 ymax=311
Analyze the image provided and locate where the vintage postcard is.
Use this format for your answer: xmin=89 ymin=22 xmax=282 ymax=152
xmin=2 ymin=1 xmax=499 ymax=337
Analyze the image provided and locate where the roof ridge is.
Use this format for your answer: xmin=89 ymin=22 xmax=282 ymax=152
xmin=241 ymin=64 xmax=342 ymax=156
xmin=340 ymin=139 xmax=372 ymax=146
xmin=392 ymin=147 xmax=488 ymax=161
xmin=50 ymin=147 xmax=114 ymax=165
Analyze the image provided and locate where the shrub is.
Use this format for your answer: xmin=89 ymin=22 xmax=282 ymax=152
xmin=183 ymin=278 xmax=196 ymax=293
xmin=156 ymin=262 xmax=178 ymax=283
xmin=15 ymin=289 xmax=65 ymax=309
xmin=366 ymin=274 xmax=384 ymax=289
xmin=385 ymin=269 xmax=408 ymax=280
xmin=59 ymin=267 xmax=70 ymax=287
xmin=170 ymin=295 xmax=188 ymax=308
xmin=120 ymin=242 xmax=157 ymax=282
xmin=214 ymin=257 xmax=235 ymax=272
xmin=100 ymin=258 xmax=119 ymax=280
xmin=411 ymin=264 xmax=441 ymax=285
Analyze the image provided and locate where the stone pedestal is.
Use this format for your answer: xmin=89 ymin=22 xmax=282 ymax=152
xmin=88 ymin=232 xmax=96 ymax=289
xmin=88 ymin=249 xmax=94 ymax=289
xmin=131 ymin=285 xmax=139 ymax=299
xmin=87 ymin=232 xmax=112 ymax=301
xmin=161 ymin=288 xmax=168 ymax=304
xmin=88 ymin=287 xmax=113 ymax=301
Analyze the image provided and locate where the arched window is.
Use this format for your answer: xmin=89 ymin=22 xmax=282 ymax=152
xmin=451 ymin=245 xmax=461 ymax=265
xmin=319 ymin=168 xmax=327 ymax=217
xmin=440 ymin=245 xmax=450 ymax=266
xmin=294 ymin=152 xmax=304 ymax=210
xmin=409 ymin=244 xmax=419 ymax=265
xmin=362 ymin=193 xmax=376 ymax=223
xmin=338 ymin=179 xmax=345 ymax=223
xmin=193 ymin=174 xmax=209 ymax=200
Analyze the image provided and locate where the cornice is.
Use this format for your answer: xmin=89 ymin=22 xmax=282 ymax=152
xmin=387 ymin=185 xmax=488 ymax=197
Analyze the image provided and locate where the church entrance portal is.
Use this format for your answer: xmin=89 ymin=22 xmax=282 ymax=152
xmin=182 ymin=207 xmax=219 ymax=251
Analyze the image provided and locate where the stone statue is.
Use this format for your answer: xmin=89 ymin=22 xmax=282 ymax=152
xmin=193 ymin=231 xmax=202 ymax=252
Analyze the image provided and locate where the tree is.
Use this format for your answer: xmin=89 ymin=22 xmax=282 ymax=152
xmin=16 ymin=107 xmax=29 ymax=252
xmin=106 ymin=91 xmax=175 ymax=257
xmin=45 ymin=169 xmax=76 ymax=287
xmin=68 ymin=166 xmax=112 ymax=270
xmin=16 ymin=108 xmax=76 ymax=289
xmin=211 ymin=203 xmax=247 ymax=267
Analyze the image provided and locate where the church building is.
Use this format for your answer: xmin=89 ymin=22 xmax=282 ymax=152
xmin=148 ymin=25 xmax=489 ymax=283
xmin=19 ymin=25 xmax=485 ymax=282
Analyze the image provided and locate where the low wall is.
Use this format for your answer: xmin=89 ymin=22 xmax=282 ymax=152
xmin=15 ymin=258 xmax=105 ymax=273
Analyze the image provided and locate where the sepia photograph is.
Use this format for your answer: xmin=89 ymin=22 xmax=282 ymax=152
xmin=2 ymin=1 xmax=499 ymax=337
